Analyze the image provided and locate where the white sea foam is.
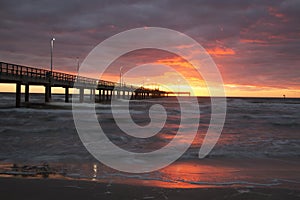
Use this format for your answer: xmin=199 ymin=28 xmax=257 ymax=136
xmin=0 ymin=94 xmax=299 ymax=186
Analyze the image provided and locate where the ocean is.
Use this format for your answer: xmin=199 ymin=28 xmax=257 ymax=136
xmin=0 ymin=93 xmax=299 ymax=188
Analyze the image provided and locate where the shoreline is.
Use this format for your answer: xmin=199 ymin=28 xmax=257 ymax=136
xmin=1 ymin=158 xmax=299 ymax=189
xmin=0 ymin=176 xmax=299 ymax=200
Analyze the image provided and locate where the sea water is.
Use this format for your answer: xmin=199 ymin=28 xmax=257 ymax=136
xmin=0 ymin=93 xmax=299 ymax=188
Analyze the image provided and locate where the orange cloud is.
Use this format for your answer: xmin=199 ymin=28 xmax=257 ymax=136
xmin=239 ymin=39 xmax=267 ymax=44
xmin=154 ymin=57 xmax=205 ymax=85
xmin=206 ymin=47 xmax=235 ymax=56
xmin=268 ymin=7 xmax=287 ymax=21
xmin=155 ymin=56 xmax=194 ymax=69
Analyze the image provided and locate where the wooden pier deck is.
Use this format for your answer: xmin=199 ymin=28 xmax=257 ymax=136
xmin=0 ymin=62 xmax=167 ymax=107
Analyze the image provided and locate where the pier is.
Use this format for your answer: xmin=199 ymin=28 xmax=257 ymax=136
xmin=0 ymin=62 xmax=168 ymax=107
xmin=167 ymin=91 xmax=190 ymax=96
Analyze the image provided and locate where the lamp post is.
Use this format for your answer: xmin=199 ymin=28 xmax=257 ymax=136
xmin=50 ymin=38 xmax=55 ymax=74
xmin=119 ymin=66 xmax=123 ymax=87
xmin=76 ymin=57 xmax=80 ymax=72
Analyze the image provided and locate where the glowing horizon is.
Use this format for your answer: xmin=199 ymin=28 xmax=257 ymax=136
xmin=0 ymin=51 xmax=299 ymax=98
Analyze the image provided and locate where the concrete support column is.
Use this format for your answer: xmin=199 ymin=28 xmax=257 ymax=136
xmin=111 ymin=90 xmax=114 ymax=100
xmin=90 ymin=89 xmax=95 ymax=101
xmin=79 ymin=88 xmax=84 ymax=103
xmin=122 ymin=90 xmax=125 ymax=99
xmin=105 ymin=90 xmax=109 ymax=101
xmin=49 ymin=87 xmax=52 ymax=100
xmin=65 ymin=87 xmax=69 ymax=103
xmin=25 ymin=84 xmax=29 ymax=102
xmin=106 ymin=90 xmax=108 ymax=101
xmin=45 ymin=85 xmax=50 ymax=103
xmin=117 ymin=90 xmax=120 ymax=99
xmin=16 ymin=83 xmax=21 ymax=108
xmin=99 ymin=90 xmax=103 ymax=102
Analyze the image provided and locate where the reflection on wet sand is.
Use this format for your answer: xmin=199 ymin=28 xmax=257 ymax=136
xmin=1 ymin=158 xmax=299 ymax=189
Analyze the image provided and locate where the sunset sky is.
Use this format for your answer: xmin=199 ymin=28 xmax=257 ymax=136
xmin=0 ymin=0 xmax=299 ymax=97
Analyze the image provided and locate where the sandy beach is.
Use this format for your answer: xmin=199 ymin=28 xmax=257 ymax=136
xmin=1 ymin=177 xmax=299 ymax=200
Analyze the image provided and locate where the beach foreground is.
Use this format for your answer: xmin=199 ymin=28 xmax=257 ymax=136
xmin=0 ymin=96 xmax=299 ymax=199
xmin=0 ymin=177 xmax=299 ymax=200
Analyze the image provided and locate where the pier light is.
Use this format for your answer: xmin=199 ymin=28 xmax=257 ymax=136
xmin=50 ymin=38 xmax=55 ymax=73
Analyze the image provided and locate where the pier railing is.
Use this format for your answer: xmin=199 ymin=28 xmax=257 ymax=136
xmin=0 ymin=62 xmax=97 ymax=86
xmin=0 ymin=62 xmax=158 ymax=92
xmin=0 ymin=62 xmax=48 ymax=79
xmin=0 ymin=62 xmax=121 ymax=87
xmin=0 ymin=61 xmax=177 ymax=107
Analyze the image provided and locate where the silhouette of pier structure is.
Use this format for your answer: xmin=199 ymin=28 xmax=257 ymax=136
xmin=167 ymin=91 xmax=190 ymax=96
xmin=0 ymin=62 xmax=168 ymax=107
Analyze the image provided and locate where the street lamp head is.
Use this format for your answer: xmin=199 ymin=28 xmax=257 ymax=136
xmin=52 ymin=38 xmax=55 ymax=41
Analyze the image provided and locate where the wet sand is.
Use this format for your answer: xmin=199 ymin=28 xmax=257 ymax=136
xmin=0 ymin=177 xmax=299 ymax=200
xmin=1 ymin=158 xmax=299 ymax=189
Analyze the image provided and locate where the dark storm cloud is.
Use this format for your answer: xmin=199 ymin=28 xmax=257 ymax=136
xmin=0 ymin=0 xmax=299 ymax=90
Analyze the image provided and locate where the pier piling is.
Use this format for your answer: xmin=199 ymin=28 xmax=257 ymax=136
xmin=25 ymin=84 xmax=29 ymax=102
xmin=65 ymin=87 xmax=69 ymax=103
xmin=79 ymin=88 xmax=84 ymax=103
xmin=45 ymin=85 xmax=50 ymax=102
xmin=16 ymin=83 xmax=21 ymax=107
